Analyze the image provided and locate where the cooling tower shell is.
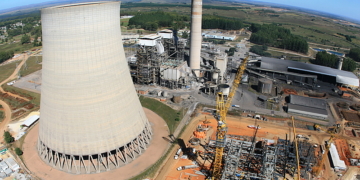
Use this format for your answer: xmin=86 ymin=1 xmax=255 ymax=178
xmin=257 ymin=78 xmax=273 ymax=94
xmin=38 ymin=1 xmax=152 ymax=174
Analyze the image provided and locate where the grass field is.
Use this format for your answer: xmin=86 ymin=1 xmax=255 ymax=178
xmin=19 ymin=56 xmax=42 ymax=77
xmin=120 ymin=4 xmax=360 ymax=49
xmin=2 ymin=84 xmax=41 ymax=106
xmin=0 ymin=61 xmax=17 ymax=83
xmin=139 ymin=96 xmax=182 ymax=133
xmin=0 ymin=42 xmax=34 ymax=54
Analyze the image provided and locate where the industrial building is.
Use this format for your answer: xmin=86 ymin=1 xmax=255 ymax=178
xmin=202 ymin=31 xmax=236 ymax=41
xmin=249 ymin=57 xmax=359 ymax=88
xmin=38 ymin=2 xmax=152 ymax=174
xmin=329 ymin=143 xmax=347 ymax=171
xmin=287 ymin=94 xmax=328 ymax=119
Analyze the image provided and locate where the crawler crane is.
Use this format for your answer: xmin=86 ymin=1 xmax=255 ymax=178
xmin=212 ymin=56 xmax=249 ymax=179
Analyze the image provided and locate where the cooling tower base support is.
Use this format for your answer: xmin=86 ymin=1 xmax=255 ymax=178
xmin=37 ymin=123 xmax=153 ymax=174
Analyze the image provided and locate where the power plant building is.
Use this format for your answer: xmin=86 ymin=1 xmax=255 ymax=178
xmin=253 ymin=57 xmax=359 ymax=87
xmin=287 ymin=95 xmax=328 ymax=119
xmin=38 ymin=1 xmax=152 ymax=174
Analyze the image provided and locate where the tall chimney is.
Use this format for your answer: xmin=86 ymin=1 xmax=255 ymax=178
xmin=190 ymin=0 xmax=202 ymax=77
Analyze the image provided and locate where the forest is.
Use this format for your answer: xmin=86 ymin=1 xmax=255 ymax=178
xmin=349 ymin=48 xmax=360 ymax=62
xmin=202 ymin=15 xmax=243 ymax=30
xmin=128 ymin=11 xmax=189 ymax=31
xmin=0 ymin=51 xmax=14 ymax=63
xmin=249 ymin=23 xmax=308 ymax=54
xmin=312 ymin=51 xmax=356 ymax=72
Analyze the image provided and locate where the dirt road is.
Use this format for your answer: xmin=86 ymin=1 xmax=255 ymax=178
xmin=23 ymin=108 xmax=170 ymax=180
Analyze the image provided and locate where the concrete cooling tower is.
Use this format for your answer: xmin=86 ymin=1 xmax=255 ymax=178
xmin=38 ymin=1 xmax=152 ymax=174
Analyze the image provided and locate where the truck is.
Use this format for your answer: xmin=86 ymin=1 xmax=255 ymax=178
xmin=232 ymin=105 xmax=240 ymax=108
xmin=176 ymin=164 xmax=199 ymax=171
xmin=174 ymin=148 xmax=182 ymax=160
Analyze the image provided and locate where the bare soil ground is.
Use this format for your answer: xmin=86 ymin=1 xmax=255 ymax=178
xmin=156 ymin=113 xmax=331 ymax=180
xmin=22 ymin=108 xmax=169 ymax=180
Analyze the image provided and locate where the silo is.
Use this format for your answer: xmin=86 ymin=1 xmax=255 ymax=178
xmin=189 ymin=0 xmax=202 ymax=77
xmin=173 ymin=94 xmax=182 ymax=104
xmin=257 ymin=78 xmax=273 ymax=94
xmin=38 ymin=2 xmax=152 ymax=174
xmin=218 ymin=84 xmax=230 ymax=96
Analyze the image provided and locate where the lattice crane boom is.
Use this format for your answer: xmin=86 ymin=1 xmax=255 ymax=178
xmin=212 ymin=56 xmax=249 ymax=179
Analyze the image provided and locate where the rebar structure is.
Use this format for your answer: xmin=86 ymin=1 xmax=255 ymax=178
xmin=38 ymin=2 xmax=153 ymax=174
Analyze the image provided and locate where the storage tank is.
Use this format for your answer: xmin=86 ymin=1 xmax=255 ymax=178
xmin=173 ymin=94 xmax=182 ymax=104
xmin=257 ymin=78 xmax=273 ymax=94
xmin=38 ymin=2 xmax=152 ymax=174
xmin=163 ymin=91 xmax=169 ymax=97
xmin=218 ymin=84 xmax=230 ymax=96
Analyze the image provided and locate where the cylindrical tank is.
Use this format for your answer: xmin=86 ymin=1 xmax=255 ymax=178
xmin=173 ymin=94 xmax=182 ymax=103
xmin=38 ymin=2 xmax=152 ymax=174
xmin=218 ymin=84 xmax=230 ymax=96
xmin=189 ymin=0 xmax=202 ymax=77
xmin=163 ymin=91 xmax=169 ymax=97
xmin=257 ymin=78 xmax=273 ymax=94
xmin=337 ymin=57 xmax=343 ymax=70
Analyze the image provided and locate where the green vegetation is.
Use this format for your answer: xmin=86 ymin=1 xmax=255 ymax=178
xmin=250 ymin=45 xmax=271 ymax=56
xmin=0 ymin=61 xmax=17 ymax=83
xmin=122 ymin=3 xmax=237 ymax=10
xmin=337 ymin=33 xmax=356 ymax=42
xmin=19 ymin=56 xmax=42 ymax=77
xmin=139 ymin=96 xmax=180 ymax=133
xmin=0 ymin=51 xmax=14 ymax=63
xmin=225 ymin=47 xmax=237 ymax=56
xmin=0 ymin=111 xmax=4 ymax=121
xmin=249 ymin=23 xmax=308 ymax=54
xmin=20 ymin=35 xmax=30 ymax=44
xmin=4 ymin=131 xmax=14 ymax=143
xmin=2 ymin=85 xmax=41 ymax=106
xmin=15 ymin=148 xmax=23 ymax=156
xmin=128 ymin=11 xmax=188 ymax=31
xmin=202 ymin=15 xmax=243 ymax=30
xmin=349 ymin=48 xmax=360 ymax=62
xmin=311 ymin=51 xmax=356 ymax=71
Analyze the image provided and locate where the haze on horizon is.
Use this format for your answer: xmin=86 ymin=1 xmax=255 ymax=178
xmin=0 ymin=0 xmax=359 ymax=22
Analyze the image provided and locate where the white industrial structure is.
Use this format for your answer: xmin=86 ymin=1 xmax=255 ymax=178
xmin=329 ymin=143 xmax=347 ymax=171
xmin=38 ymin=1 xmax=152 ymax=174
xmin=190 ymin=0 xmax=203 ymax=77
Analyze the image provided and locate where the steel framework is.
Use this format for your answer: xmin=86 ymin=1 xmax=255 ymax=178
xmin=38 ymin=123 xmax=152 ymax=174
xmin=212 ymin=56 xmax=249 ymax=179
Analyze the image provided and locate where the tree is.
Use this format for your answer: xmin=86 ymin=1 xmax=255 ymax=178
xmin=21 ymin=34 xmax=30 ymax=44
xmin=3 ymin=131 xmax=14 ymax=143
xmin=349 ymin=48 xmax=360 ymax=62
xmin=181 ymin=31 xmax=189 ymax=39
xmin=15 ymin=148 xmax=23 ymax=156
xmin=342 ymin=58 xmax=356 ymax=72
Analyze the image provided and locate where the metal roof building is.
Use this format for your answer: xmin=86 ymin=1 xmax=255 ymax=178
xmin=287 ymin=95 xmax=328 ymax=119
xmin=259 ymin=57 xmax=359 ymax=87
xmin=38 ymin=2 xmax=152 ymax=174
xmin=329 ymin=143 xmax=347 ymax=171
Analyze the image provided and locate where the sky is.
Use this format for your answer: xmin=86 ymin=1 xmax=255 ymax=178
xmin=0 ymin=0 xmax=359 ymax=22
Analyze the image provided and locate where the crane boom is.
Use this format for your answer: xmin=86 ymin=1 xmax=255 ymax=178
xmin=292 ymin=117 xmax=301 ymax=180
xmin=212 ymin=56 xmax=249 ymax=179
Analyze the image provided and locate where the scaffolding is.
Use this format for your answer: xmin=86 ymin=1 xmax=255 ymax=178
xmin=213 ymin=135 xmax=316 ymax=180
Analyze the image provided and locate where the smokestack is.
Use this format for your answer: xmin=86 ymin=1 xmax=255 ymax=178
xmin=337 ymin=57 xmax=343 ymax=70
xmin=190 ymin=0 xmax=202 ymax=77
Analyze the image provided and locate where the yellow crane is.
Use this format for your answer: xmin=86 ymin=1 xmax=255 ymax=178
xmin=312 ymin=134 xmax=335 ymax=176
xmin=212 ymin=56 xmax=249 ymax=179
